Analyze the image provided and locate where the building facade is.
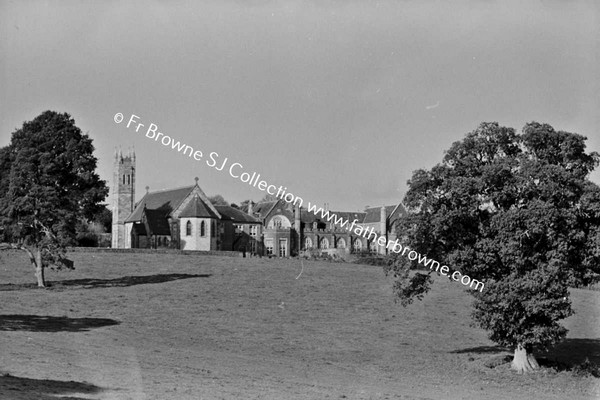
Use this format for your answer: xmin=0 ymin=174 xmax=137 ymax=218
xmin=111 ymin=151 xmax=405 ymax=256
xmin=111 ymin=151 xmax=262 ymax=252
xmin=247 ymin=200 xmax=405 ymax=257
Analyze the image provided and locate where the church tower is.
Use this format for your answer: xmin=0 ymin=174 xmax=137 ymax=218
xmin=111 ymin=149 xmax=136 ymax=248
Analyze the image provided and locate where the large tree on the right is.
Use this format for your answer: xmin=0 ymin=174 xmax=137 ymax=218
xmin=389 ymin=122 xmax=600 ymax=373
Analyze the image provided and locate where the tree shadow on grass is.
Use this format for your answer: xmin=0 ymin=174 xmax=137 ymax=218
xmin=541 ymin=338 xmax=600 ymax=367
xmin=449 ymin=345 xmax=508 ymax=354
xmin=0 ymin=273 xmax=211 ymax=291
xmin=0 ymin=315 xmax=120 ymax=332
xmin=0 ymin=372 xmax=104 ymax=400
xmin=452 ymin=339 xmax=600 ymax=372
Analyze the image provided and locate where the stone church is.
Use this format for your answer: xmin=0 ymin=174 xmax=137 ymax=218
xmin=111 ymin=151 xmax=406 ymax=256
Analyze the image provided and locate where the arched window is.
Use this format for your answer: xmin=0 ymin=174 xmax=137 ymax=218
xmin=353 ymin=238 xmax=362 ymax=251
xmin=304 ymin=237 xmax=313 ymax=249
xmin=337 ymin=238 xmax=346 ymax=249
xmin=122 ymin=174 xmax=126 ymax=184
xmin=186 ymin=220 xmax=192 ymax=236
xmin=320 ymin=237 xmax=329 ymax=249
xmin=268 ymin=215 xmax=291 ymax=229
xmin=200 ymin=221 xmax=206 ymax=237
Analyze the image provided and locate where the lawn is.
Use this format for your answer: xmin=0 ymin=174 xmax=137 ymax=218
xmin=0 ymin=250 xmax=598 ymax=399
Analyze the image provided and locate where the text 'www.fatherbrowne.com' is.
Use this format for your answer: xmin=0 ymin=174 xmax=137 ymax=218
xmin=113 ymin=112 xmax=485 ymax=292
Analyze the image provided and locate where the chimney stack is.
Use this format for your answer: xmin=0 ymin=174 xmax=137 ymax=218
xmin=380 ymin=206 xmax=387 ymax=254
xmin=248 ymin=201 xmax=254 ymax=216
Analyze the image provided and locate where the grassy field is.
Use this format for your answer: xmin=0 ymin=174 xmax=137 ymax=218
xmin=0 ymin=250 xmax=599 ymax=400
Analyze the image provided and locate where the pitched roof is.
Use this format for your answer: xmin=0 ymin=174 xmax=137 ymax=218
xmin=178 ymin=195 xmax=218 ymax=218
xmin=362 ymin=204 xmax=406 ymax=224
xmin=252 ymin=201 xmax=278 ymax=219
xmin=215 ymin=205 xmax=261 ymax=223
xmin=328 ymin=211 xmax=367 ymax=224
xmin=126 ymin=186 xmax=194 ymax=222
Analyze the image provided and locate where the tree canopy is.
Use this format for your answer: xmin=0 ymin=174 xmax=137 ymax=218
xmin=386 ymin=121 xmax=600 ymax=372
xmin=0 ymin=111 xmax=108 ymax=286
xmin=208 ymin=194 xmax=229 ymax=206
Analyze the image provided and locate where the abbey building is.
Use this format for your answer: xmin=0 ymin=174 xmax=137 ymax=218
xmin=111 ymin=151 xmax=406 ymax=256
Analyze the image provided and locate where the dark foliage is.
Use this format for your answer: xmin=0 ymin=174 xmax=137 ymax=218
xmin=386 ymin=121 xmax=600 ymax=355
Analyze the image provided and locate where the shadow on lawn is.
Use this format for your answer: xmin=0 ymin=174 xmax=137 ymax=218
xmin=0 ymin=315 xmax=120 ymax=332
xmin=0 ymin=372 xmax=104 ymax=400
xmin=452 ymin=339 xmax=600 ymax=372
xmin=450 ymin=345 xmax=508 ymax=354
xmin=544 ymin=338 xmax=600 ymax=366
xmin=452 ymin=339 xmax=600 ymax=365
xmin=0 ymin=273 xmax=211 ymax=291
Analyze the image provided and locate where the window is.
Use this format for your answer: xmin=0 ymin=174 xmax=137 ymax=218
xmin=266 ymin=240 xmax=274 ymax=255
xmin=279 ymin=239 xmax=287 ymax=257
xmin=122 ymin=174 xmax=126 ymax=184
xmin=127 ymin=174 xmax=130 ymax=185
xmin=186 ymin=220 xmax=192 ymax=236
xmin=353 ymin=238 xmax=362 ymax=251
xmin=235 ymin=224 xmax=243 ymax=233
xmin=200 ymin=221 xmax=206 ymax=237
xmin=304 ymin=237 xmax=313 ymax=249
xmin=337 ymin=238 xmax=346 ymax=249
xmin=320 ymin=237 xmax=329 ymax=249
xmin=268 ymin=215 xmax=291 ymax=229
xmin=250 ymin=225 xmax=258 ymax=237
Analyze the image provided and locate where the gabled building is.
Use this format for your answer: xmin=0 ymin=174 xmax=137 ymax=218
xmin=244 ymin=199 xmax=406 ymax=257
xmin=111 ymin=151 xmax=262 ymax=251
xmin=111 ymin=151 xmax=405 ymax=256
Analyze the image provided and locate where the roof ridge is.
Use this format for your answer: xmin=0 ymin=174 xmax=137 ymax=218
xmin=146 ymin=185 xmax=195 ymax=194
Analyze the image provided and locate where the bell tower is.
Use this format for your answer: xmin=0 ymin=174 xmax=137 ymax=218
xmin=111 ymin=148 xmax=136 ymax=248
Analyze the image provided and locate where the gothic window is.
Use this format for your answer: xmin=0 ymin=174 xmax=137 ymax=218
xmin=127 ymin=174 xmax=131 ymax=185
xmin=337 ymin=238 xmax=346 ymax=249
xmin=320 ymin=237 xmax=329 ymax=249
xmin=268 ymin=215 xmax=291 ymax=229
xmin=122 ymin=174 xmax=126 ymax=184
xmin=200 ymin=221 xmax=206 ymax=237
xmin=353 ymin=238 xmax=362 ymax=251
xmin=305 ymin=237 xmax=313 ymax=249
xmin=186 ymin=220 xmax=192 ymax=236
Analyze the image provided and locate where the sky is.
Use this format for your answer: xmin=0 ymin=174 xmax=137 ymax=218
xmin=1 ymin=0 xmax=599 ymax=212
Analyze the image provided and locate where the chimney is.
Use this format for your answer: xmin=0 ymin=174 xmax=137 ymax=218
xmin=295 ymin=206 xmax=302 ymax=253
xmin=380 ymin=206 xmax=387 ymax=255
xmin=295 ymin=205 xmax=301 ymax=227
xmin=248 ymin=201 xmax=254 ymax=216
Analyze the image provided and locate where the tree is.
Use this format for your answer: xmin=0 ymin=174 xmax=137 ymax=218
xmin=208 ymin=194 xmax=228 ymax=205
xmin=0 ymin=111 xmax=108 ymax=287
xmin=92 ymin=204 xmax=112 ymax=234
xmin=260 ymin=194 xmax=278 ymax=202
xmin=385 ymin=122 xmax=600 ymax=372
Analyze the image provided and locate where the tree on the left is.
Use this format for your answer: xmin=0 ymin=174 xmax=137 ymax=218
xmin=0 ymin=111 xmax=108 ymax=287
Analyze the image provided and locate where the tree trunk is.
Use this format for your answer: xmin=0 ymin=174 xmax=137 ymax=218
xmin=34 ymin=248 xmax=45 ymax=287
xmin=511 ymin=344 xmax=539 ymax=373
